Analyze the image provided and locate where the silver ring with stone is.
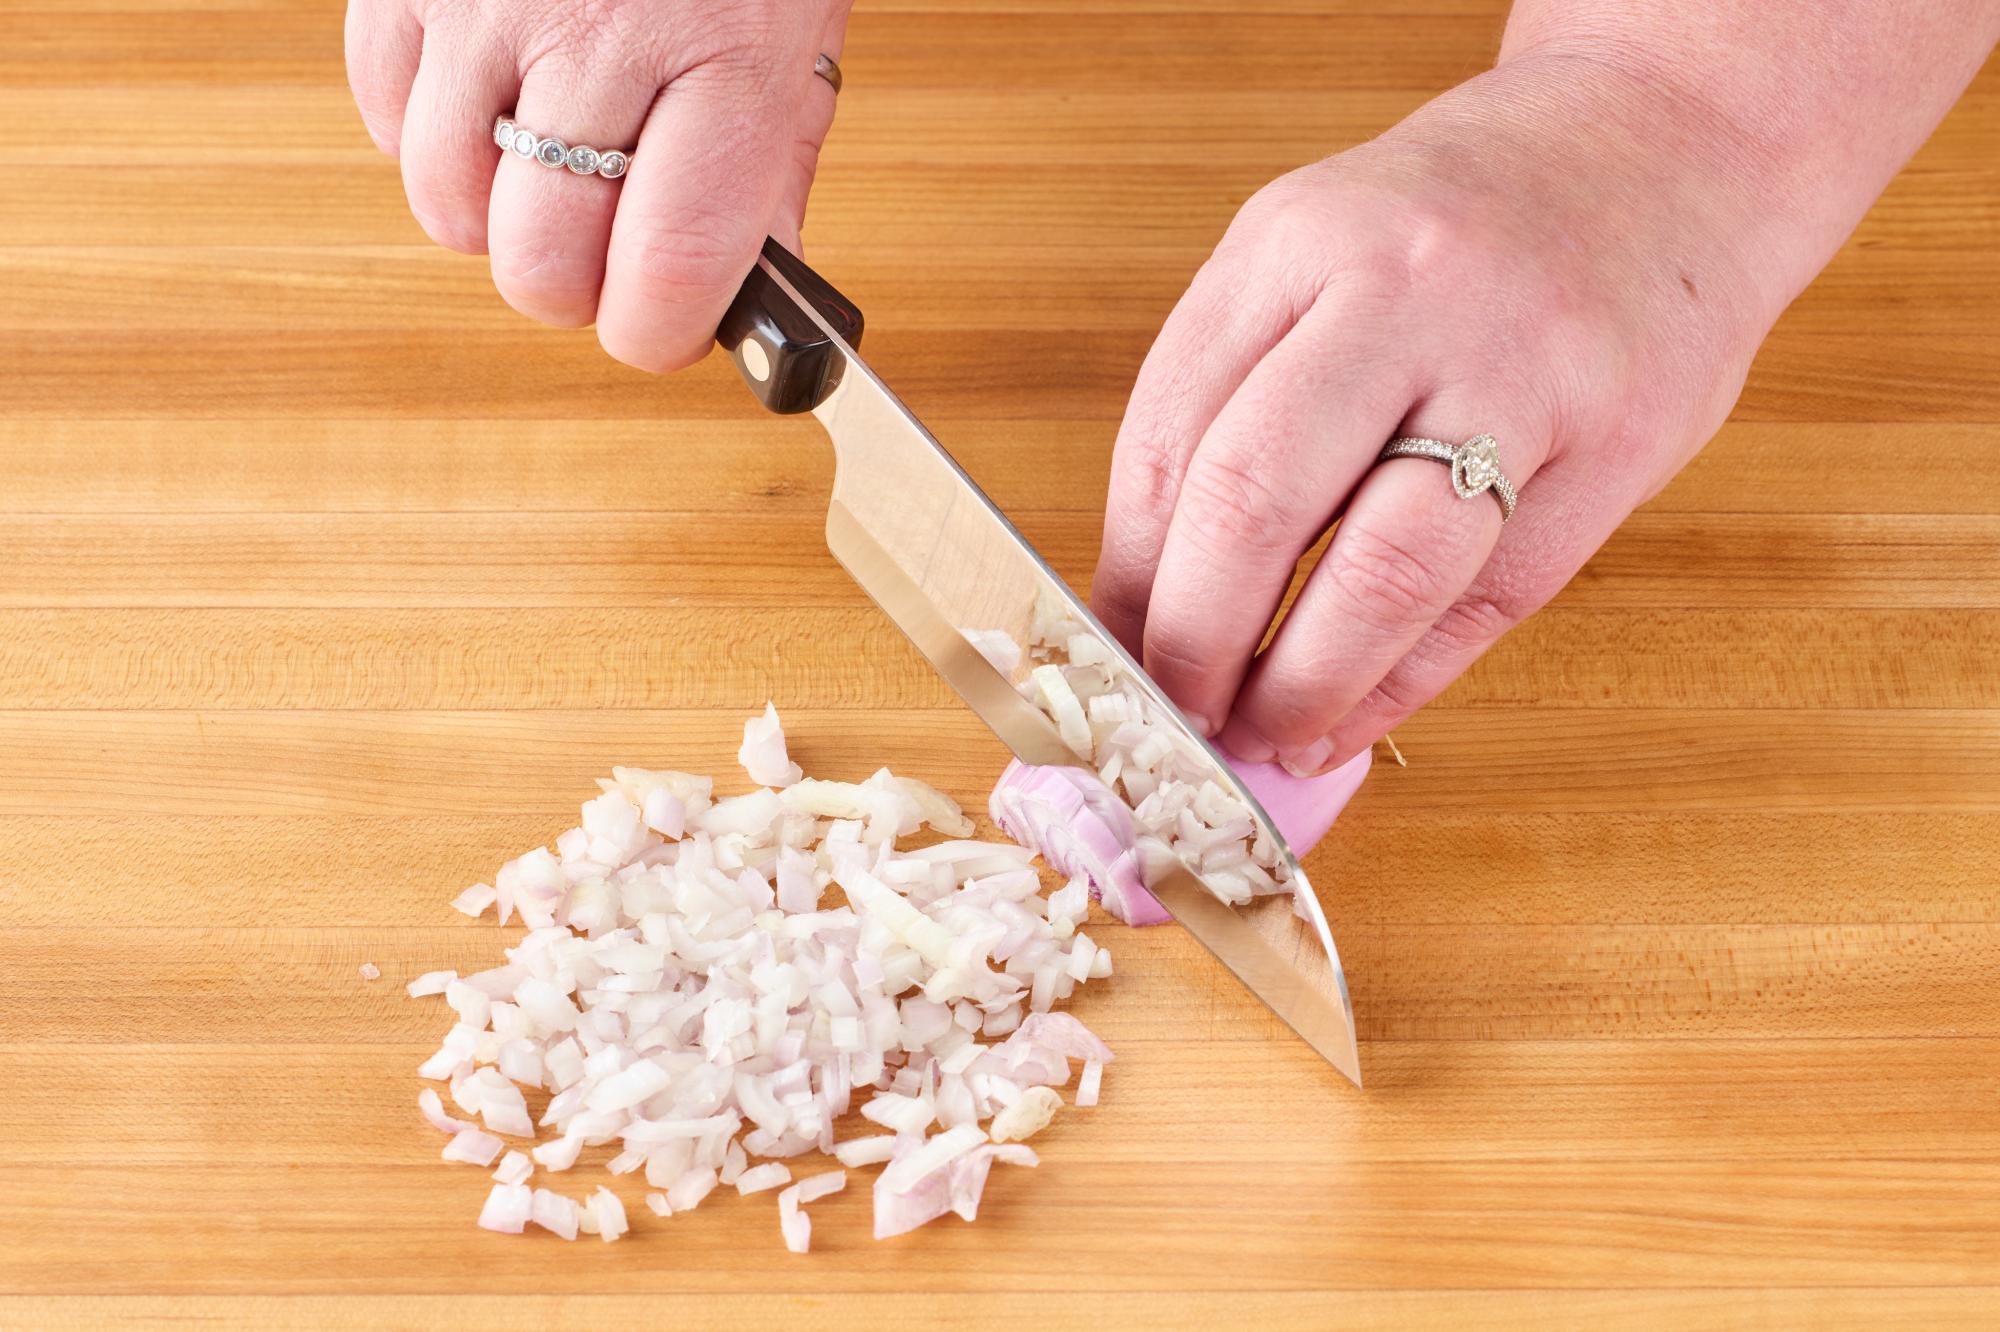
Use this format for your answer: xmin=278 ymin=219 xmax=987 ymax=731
xmin=492 ymin=115 xmax=632 ymax=179
xmin=1379 ymin=434 xmax=1518 ymax=521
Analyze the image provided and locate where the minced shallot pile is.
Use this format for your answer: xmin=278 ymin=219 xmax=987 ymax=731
xmin=411 ymin=704 xmax=1118 ymax=1251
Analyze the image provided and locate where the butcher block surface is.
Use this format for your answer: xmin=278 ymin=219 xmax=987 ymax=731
xmin=2 ymin=0 xmax=1997 ymax=1326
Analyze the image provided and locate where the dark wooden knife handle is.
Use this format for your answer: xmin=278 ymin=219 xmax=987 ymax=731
xmin=716 ymin=237 xmax=865 ymax=415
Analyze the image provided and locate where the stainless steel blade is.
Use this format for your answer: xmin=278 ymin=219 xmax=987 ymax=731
xmin=751 ymin=252 xmax=1361 ymax=1085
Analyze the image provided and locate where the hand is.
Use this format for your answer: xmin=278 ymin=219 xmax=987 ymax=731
xmin=345 ymin=0 xmax=850 ymax=370
xmin=1091 ymin=52 xmax=1782 ymax=776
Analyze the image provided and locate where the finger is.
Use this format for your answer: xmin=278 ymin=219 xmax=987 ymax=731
xmin=1219 ymin=410 xmax=1553 ymax=772
xmin=769 ymin=11 xmax=849 ymax=255
xmin=1089 ymin=226 xmax=1321 ymax=653
xmin=596 ymin=55 xmax=813 ymax=373
xmin=344 ymin=0 xmax=422 ymax=157
xmin=487 ymin=56 xmax=659 ymax=326
xmin=1318 ymin=456 xmax=1638 ymax=766
xmin=397 ymin=26 xmax=518 ymax=254
xmin=1137 ymin=304 xmax=1414 ymax=734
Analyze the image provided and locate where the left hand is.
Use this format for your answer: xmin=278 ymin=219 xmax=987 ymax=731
xmin=1090 ymin=52 xmax=1779 ymax=776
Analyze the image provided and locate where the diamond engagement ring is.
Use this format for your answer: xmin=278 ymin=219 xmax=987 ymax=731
xmin=1379 ymin=434 xmax=1518 ymax=521
xmin=493 ymin=116 xmax=632 ymax=178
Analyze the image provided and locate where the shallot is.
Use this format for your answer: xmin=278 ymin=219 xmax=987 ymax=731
xmin=1077 ymin=1059 xmax=1104 ymax=1108
xmin=777 ymin=1171 xmax=847 ymax=1254
xmin=412 ymin=704 xmax=1112 ymax=1250
xmin=971 ymin=603 xmax=1304 ymax=913
xmin=493 ymin=1151 xmax=532 ymax=1185
xmin=477 ymin=1182 xmax=531 ymax=1233
xmin=530 ymin=1187 xmax=580 ymax=1240
xmin=734 ymin=1163 xmax=792 ymax=1196
xmin=988 ymin=1085 xmax=1061 ymax=1142
xmin=442 ymin=1129 xmax=506 ymax=1166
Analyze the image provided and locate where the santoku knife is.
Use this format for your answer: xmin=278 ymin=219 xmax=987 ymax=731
xmin=715 ymin=239 xmax=1365 ymax=1086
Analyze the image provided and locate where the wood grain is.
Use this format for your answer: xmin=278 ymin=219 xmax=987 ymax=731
xmin=6 ymin=420 xmax=1999 ymax=516
xmin=1 ymin=0 xmax=1996 ymax=1325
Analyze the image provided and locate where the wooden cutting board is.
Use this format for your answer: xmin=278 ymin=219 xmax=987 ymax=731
xmin=2 ymin=1 xmax=1997 ymax=1326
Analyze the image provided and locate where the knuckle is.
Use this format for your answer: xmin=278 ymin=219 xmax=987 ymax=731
xmin=1430 ymin=591 xmax=1517 ymax=651
xmin=1112 ymin=430 xmax=1186 ymax=519
xmin=1178 ymin=454 xmax=1308 ymax=559
xmin=1398 ymin=195 xmax=1483 ymax=284
xmin=1324 ymin=521 xmax=1455 ymax=635
xmin=401 ymin=161 xmax=490 ymax=254
xmin=1227 ymin=189 xmax=1339 ymax=295
xmin=659 ymin=0 xmax=821 ymax=93
xmin=1340 ymin=234 xmax=1416 ymax=305
xmin=405 ymin=192 xmax=485 ymax=255
xmin=613 ymin=208 xmax=752 ymax=307
xmin=344 ymin=32 xmax=414 ymax=158
xmin=489 ymin=237 xmax=597 ymax=323
xmin=598 ymin=320 xmax=706 ymax=375
xmin=519 ymin=0 xmax=639 ymax=70
xmin=359 ymin=110 xmax=403 ymax=159
xmin=1233 ymin=169 xmax=1410 ymax=304
xmin=1236 ymin=674 xmax=1324 ymax=749
xmin=1232 ymin=174 xmax=1319 ymax=243
xmin=1141 ymin=626 xmax=1212 ymax=688
xmin=1364 ymin=668 xmax=1430 ymax=723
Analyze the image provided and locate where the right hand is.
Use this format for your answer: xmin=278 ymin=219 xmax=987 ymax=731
xmin=345 ymin=0 xmax=852 ymax=371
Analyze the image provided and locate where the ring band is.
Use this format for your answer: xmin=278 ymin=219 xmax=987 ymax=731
xmin=493 ymin=55 xmax=839 ymax=180
xmin=1379 ymin=434 xmax=1518 ymax=521
xmin=493 ymin=116 xmax=631 ymax=178
xmin=814 ymin=52 xmax=843 ymax=94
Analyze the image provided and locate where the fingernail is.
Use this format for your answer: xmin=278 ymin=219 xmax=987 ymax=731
xmin=1217 ymin=717 xmax=1276 ymax=764
xmin=1183 ymin=712 xmax=1215 ymax=737
xmin=1281 ymin=736 xmax=1335 ymax=778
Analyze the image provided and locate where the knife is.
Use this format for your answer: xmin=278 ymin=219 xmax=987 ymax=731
xmin=715 ymin=239 xmax=1363 ymax=1086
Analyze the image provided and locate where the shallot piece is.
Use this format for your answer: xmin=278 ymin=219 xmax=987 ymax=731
xmin=833 ymin=1136 xmax=897 ymax=1168
xmin=442 ymin=1129 xmax=506 ymax=1166
xmin=1077 ymin=1059 xmax=1104 ymax=1108
xmin=452 ymin=883 xmax=497 ymax=918
xmin=359 ymin=962 xmax=381 ymax=981
xmin=988 ymin=1085 xmax=1061 ymax=1143
xmin=418 ymin=1088 xmax=477 ymax=1136
xmin=477 ymin=1183 xmax=532 ymax=1234
xmin=874 ymin=1138 xmax=1039 ymax=1239
xmin=961 ymin=628 xmax=1022 ymax=677
xmin=667 ymin=1167 xmax=718 ymax=1213
xmin=990 ymin=761 xmax=1168 ymax=926
xmin=738 ymin=702 xmax=804 ymax=789
xmin=734 ymin=1162 xmax=792 ymax=1196
xmin=1011 ymin=1012 xmax=1116 ymax=1067
xmin=411 ymin=704 xmax=1114 ymax=1253
xmin=777 ymin=1171 xmax=847 ymax=1255
xmin=587 ymin=1187 xmax=628 ymax=1243
xmin=493 ymin=1151 xmax=533 ymax=1185
xmin=530 ymin=1188 xmax=580 ymax=1240
xmin=778 ymin=1200 xmax=811 ymax=1254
